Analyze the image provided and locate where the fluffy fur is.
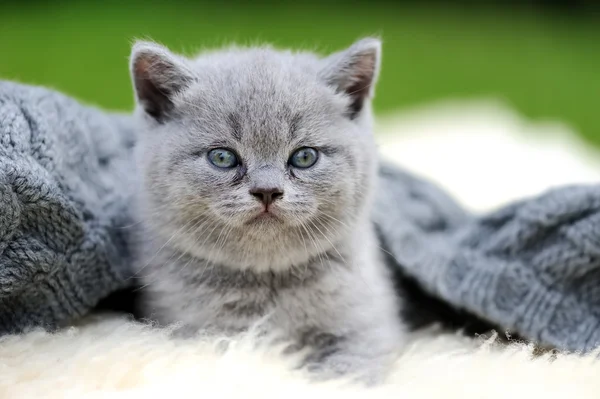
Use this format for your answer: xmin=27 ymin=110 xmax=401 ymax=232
xmin=130 ymin=39 xmax=404 ymax=382
xmin=2 ymin=314 xmax=600 ymax=398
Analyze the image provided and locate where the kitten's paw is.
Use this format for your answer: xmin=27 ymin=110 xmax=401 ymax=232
xmin=301 ymin=346 xmax=393 ymax=386
xmin=303 ymin=354 xmax=388 ymax=386
xmin=289 ymin=329 xmax=398 ymax=385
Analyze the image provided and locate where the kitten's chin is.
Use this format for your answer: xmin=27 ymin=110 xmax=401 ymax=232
xmin=245 ymin=210 xmax=282 ymax=225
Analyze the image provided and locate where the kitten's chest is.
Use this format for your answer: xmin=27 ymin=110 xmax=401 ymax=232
xmin=151 ymin=249 xmax=332 ymax=333
xmin=169 ymin=261 xmax=329 ymax=333
xmin=172 ymin=269 xmax=288 ymax=331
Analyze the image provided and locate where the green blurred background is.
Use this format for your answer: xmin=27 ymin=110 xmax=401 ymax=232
xmin=1 ymin=1 xmax=599 ymax=144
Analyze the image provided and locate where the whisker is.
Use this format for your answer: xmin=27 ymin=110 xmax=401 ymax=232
xmin=129 ymin=218 xmax=197 ymax=279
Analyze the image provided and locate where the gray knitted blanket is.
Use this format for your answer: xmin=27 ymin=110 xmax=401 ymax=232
xmin=1 ymin=81 xmax=599 ymax=353
xmin=0 ymin=81 xmax=136 ymax=332
xmin=374 ymin=166 xmax=600 ymax=352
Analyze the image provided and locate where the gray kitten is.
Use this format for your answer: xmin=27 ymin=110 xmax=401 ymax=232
xmin=130 ymin=38 xmax=405 ymax=382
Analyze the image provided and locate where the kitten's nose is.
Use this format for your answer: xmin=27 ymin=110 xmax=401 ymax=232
xmin=249 ymin=187 xmax=284 ymax=206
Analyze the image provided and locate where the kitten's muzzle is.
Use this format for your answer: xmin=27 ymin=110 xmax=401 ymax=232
xmin=249 ymin=187 xmax=284 ymax=207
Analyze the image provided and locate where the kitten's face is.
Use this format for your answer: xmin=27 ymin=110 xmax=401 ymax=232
xmin=132 ymin=40 xmax=381 ymax=270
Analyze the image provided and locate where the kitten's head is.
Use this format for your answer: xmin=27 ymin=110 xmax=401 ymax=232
xmin=131 ymin=38 xmax=381 ymax=271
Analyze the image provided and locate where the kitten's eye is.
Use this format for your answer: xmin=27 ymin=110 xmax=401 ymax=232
xmin=289 ymin=147 xmax=319 ymax=169
xmin=207 ymin=148 xmax=239 ymax=169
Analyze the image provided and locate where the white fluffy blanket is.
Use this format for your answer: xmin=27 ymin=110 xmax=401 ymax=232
xmin=2 ymin=100 xmax=600 ymax=398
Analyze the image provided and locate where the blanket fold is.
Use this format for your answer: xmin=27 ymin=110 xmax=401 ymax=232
xmin=1 ymin=81 xmax=599 ymax=353
xmin=0 ymin=81 xmax=136 ymax=334
xmin=375 ymin=164 xmax=600 ymax=353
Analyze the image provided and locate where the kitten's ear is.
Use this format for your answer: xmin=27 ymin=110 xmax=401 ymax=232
xmin=130 ymin=41 xmax=195 ymax=122
xmin=320 ymin=38 xmax=381 ymax=119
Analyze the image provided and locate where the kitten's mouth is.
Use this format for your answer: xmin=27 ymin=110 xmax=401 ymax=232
xmin=247 ymin=209 xmax=281 ymax=224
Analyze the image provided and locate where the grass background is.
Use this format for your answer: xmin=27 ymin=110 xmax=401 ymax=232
xmin=1 ymin=1 xmax=599 ymax=145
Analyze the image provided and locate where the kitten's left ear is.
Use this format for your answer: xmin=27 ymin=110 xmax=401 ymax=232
xmin=130 ymin=41 xmax=195 ymax=123
xmin=320 ymin=38 xmax=381 ymax=119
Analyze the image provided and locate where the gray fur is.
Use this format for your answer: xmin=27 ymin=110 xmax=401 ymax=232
xmin=130 ymin=39 xmax=405 ymax=382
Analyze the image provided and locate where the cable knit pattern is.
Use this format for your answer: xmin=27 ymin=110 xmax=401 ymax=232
xmin=375 ymin=163 xmax=600 ymax=353
xmin=0 ymin=81 xmax=136 ymax=333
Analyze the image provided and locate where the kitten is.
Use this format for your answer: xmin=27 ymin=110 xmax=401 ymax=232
xmin=130 ymin=38 xmax=405 ymax=382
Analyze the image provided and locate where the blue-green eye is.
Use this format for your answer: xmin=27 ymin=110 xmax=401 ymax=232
xmin=207 ymin=148 xmax=239 ymax=168
xmin=289 ymin=147 xmax=319 ymax=169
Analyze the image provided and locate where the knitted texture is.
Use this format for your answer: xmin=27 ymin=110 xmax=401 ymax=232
xmin=0 ymin=81 xmax=136 ymax=333
xmin=375 ymin=163 xmax=600 ymax=353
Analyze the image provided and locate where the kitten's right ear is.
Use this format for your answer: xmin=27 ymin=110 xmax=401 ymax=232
xmin=130 ymin=41 xmax=195 ymax=122
xmin=320 ymin=38 xmax=381 ymax=119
